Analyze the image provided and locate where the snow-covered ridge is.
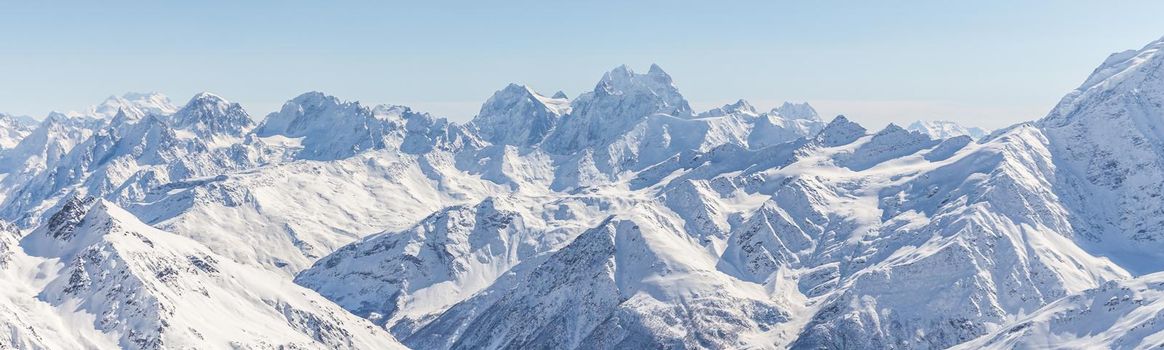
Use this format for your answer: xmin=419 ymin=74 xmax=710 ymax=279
xmin=2 ymin=36 xmax=1164 ymax=349
xmin=0 ymin=113 xmax=36 ymax=150
xmin=956 ymin=272 xmax=1164 ymax=349
xmin=907 ymin=119 xmax=989 ymax=139
xmin=71 ymin=92 xmax=178 ymax=120
xmin=14 ymin=198 xmax=405 ymax=349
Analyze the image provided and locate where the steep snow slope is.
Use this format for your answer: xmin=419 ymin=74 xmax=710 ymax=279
xmin=294 ymin=197 xmax=579 ymax=328
xmin=284 ymin=60 xmax=1153 ymax=349
xmin=0 ymin=92 xmax=175 ymax=174
xmin=0 ymin=113 xmax=99 ymax=174
xmin=1038 ymin=36 xmax=1164 ymax=274
xmin=0 ymin=113 xmax=36 ymax=150
xmin=149 ymin=148 xmax=504 ymax=274
xmin=254 ymin=92 xmax=477 ymax=160
xmin=629 ymin=115 xmax=1129 ymax=348
xmin=0 ymin=103 xmax=258 ymax=227
xmin=402 ymin=208 xmax=793 ymax=349
xmin=956 ymin=272 xmax=1164 ymax=349
xmin=300 ymin=113 xmax=1130 ymax=349
xmin=0 ymin=218 xmax=121 ymax=350
xmin=6 ymin=39 xmax=1164 ymax=349
xmin=542 ymin=64 xmax=693 ymax=154
xmin=790 ymin=124 xmax=1128 ymax=349
xmin=169 ymin=92 xmax=254 ymax=140
xmin=469 ymin=84 xmax=568 ymax=146
xmin=20 ymin=199 xmax=405 ymax=349
xmin=0 ymin=89 xmax=504 ymax=277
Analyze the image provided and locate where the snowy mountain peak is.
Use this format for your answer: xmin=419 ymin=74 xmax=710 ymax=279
xmin=729 ymin=99 xmax=756 ymax=112
xmin=551 ymin=90 xmax=569 ymax=99
xmin=876 ymin=122 xmax=909 ymax=136
xmin=541 ymin=65 xmax=694 ymax=153
xmin=501 ymin=83 xmax=533 ymax=94
xmin=1082 ymin=37 xmax=1164 ymax=92
xmin=772 ymin=101 xmax=820 ymax=121
xmin=471 ymin=83 xmax=566 ymax=146
xmin=82 ymin=92 xmax=177 ymax=120
xmin=1045 ymin=36 xmax=1164 ymax=125
xmin=291 ymin=90 xmax=342 ymax=106
xmin=9 ymin=39 xmax=1164 ymax=349
xmin=907 ymin=120 xmax=989 ymax=139
xmin=256 ymin=91 xmax=474 ymax=159
xmin=591 ymin=64 xmax=691 ymax=116
xmin=0 ymin=113 xmax=36 ymax=127
xmin=171 ymin=92 xmax=253 ymax=138
xmin=187 ymin=91 xmax=226 ymax=104
xmin=699 ymin=99 xmax=757 ymax=118
xmin=0 ymin=113 xmax=37 ymax=149
xmin=599 ymin=64 xmax=676 ymax=90
xmin=256 ymin=91 xmax=362 ymax=137
xmin=814 ymin=115 xmax=866 ymax=146
xmin=14 ymin=199 xmax=407 ymax=349
xmin=647 ymin=63 xmax=669 ymax=77
xmin=1032 ymin=35 xmax=1164 ymax=273
xmin=42 ymin=111 xmax=68 ymax=124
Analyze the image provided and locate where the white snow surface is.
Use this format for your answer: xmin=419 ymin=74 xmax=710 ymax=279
xmin=4 ymin=197 xmax=405 ymax=349
xmin=0 ymin=114 xmax=36 ymax=150
xmin=1 ymin=42 xmax=1164 ymax=349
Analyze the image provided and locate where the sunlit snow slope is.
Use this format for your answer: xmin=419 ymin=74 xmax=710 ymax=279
xmin=3 ymin=35 xmax=1164 ymax=350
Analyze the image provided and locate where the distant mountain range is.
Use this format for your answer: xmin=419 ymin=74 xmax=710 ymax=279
xmin=2 ymin=35 xmax=1164 ymax=350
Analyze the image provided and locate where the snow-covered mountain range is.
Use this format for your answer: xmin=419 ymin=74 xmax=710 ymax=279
xmin=907 ymin=120 xmax=989 ymax=140
xmin=3 ymin=36 xmax=1164 ymax=349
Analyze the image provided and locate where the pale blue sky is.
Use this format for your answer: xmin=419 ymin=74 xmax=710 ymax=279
xmin=3 ymin=1 xmax=1164 ymax=129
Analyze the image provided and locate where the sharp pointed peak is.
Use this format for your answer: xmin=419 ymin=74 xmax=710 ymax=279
xmin=772 ymin=101 xmax=820 ymax=121
xmin=551 ymin=91 xmax=569 ymax=99
xmin=814 ymin=115 xmax=867 ymax=147
xmin=698 ymin=99 xmax=758 ymax=118
xmin=648 ymin=63 xmax=669 ymax=77
xmin=178 ymin=92 xmax=236 ymax=113
xmin=499 ymin=83 xmax=538 ymax=96
xmin=601 ymin=63 xmax=672 ymax=78
xmin=729 ymin=99 xmax=755 ymax=110
xmin=481 ymin=83 xmax=548 ymax=108
xmin=599 ymin=65 xmax=634 ymax=84
xmin=875 ymin=122 xmax=907 ymax=135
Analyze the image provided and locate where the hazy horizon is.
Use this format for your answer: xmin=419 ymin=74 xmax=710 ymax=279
xmin=6 ymin=1 xmax=1164 ymax=129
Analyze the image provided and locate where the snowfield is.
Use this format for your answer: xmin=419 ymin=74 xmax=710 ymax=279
xmin=2 ymin=35 xmax=1164 ymax=349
